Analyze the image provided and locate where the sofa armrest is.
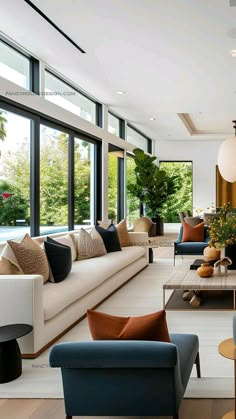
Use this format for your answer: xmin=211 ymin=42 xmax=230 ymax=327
xmin=128 ymin=232 xmax=149 ymax=261
xmin=128 ymin=231 xmax=148 ymax=246
xmin=0 ymin=275 xmax=44 ymax=353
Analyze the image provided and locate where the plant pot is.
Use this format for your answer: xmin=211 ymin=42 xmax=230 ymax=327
xmin=225 ymin=245 xmax=236 ymax=270
xmin=151 ymin=216 xmax=164 ymax=236
xmin=203 ymin=246 xmax=221 ymax=261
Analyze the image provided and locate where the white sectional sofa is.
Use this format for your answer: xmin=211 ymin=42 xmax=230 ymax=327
xmin=0 ymin=230 xmax=148 ymax=358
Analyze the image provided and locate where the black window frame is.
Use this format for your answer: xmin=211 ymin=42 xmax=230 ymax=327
xmin=0 ymin=95 xmax=102 ymax=237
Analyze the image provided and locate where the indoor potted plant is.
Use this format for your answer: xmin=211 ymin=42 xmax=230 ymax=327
xmin=209 ymin=203 xmax=236 ymax=269
xmin=127 ymin=148 xmax=180 ymax=235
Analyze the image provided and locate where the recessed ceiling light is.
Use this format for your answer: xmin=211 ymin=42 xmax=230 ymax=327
xmin=149 ymin=118 xmax=156 ymax=121
xmin=116 ymin=91 xmax=125 ymax=95
xmin=231 ymin=50 xmax=236 ymax=57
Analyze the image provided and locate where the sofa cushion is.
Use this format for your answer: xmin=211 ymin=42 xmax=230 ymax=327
xmin=116 ymin=219 xmax=130 ymax=247
xmin=44 ymin=237 xmax=72 ymax=283
xmin=95 ymin=224 xmax=121 ymax=253
xmin=78 ymin=228 xmax=107 ymax=260
xmin=0 ymin=256 xmax=23 ymax=274
xmin=43 ymin=246 xmax=145 ymax=321
xmin=182 ymin=222 xmax=204 ymax=242
xmin=7 ymin=234 xmax=50 ymax=283
xmin=133 ymin=216 xmax=152 ymax=233
xmin=48 ymin=234 xmax=77 ymax=262
xmin=87 ymin=309 xmax=170 ymax=342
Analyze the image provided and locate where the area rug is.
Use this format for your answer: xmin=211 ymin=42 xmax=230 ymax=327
xmin=0 ymin=257 xmax=235 ymax=399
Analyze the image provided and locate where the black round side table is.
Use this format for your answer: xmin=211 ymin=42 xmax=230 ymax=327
xmin=0 ymin=324 xmax=33 ymax=383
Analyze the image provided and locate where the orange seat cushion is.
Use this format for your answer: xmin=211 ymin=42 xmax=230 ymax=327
xmin=87 ymin=309 xmax=170 ymax=342
xmin=182 ymin=221 xmax=205 ymax=242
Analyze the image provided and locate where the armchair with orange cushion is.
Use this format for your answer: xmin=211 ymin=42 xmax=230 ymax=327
xmin=174 ymin=222 xmax=210 ymax=265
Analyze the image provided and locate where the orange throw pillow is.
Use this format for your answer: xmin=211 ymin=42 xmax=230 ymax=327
xmin=182 ymin=221 xmax=204 ymax=242
xmin=87 ymin=309 xmax=170 ymax=342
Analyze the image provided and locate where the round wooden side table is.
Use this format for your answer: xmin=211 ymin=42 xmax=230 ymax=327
xmin=218 ymin=338 xmax=236 ymax=419
xmin=0 ymin=324 xmax=33 ymax=383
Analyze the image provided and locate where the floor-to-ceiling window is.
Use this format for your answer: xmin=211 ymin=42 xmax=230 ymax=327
xmin=74 ymin=138 xmax=95 ymax=227
xmin=159 ymin=161 xmax=193 ymax=222
xmin=40 ymin=124 xmax=69 ymax=235
xmin=0 ymin=108 xmax=31 ymax=241
xmin=108 ymin=144 xmax=124 ymax=223
xmin=126 ymin=154 xmax=140 ymax=226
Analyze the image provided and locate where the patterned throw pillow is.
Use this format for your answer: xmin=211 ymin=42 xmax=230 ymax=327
xmin=78 ymin=228 xmax=107 ymax=260
xmin=7 ymin=234 xmax=50 ymax=283
xmin=87 ymin=309 xmax=170 ymax=342
xmin=0 ymin=256 xmax=23 ymax=275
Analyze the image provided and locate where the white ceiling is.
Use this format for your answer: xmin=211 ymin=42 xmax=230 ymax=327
xmin=1 ymin=0 xmax=236 ymax=140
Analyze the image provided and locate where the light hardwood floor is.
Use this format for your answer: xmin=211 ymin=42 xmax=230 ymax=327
xmin=0 ymin=398 xmax=234 ymax=419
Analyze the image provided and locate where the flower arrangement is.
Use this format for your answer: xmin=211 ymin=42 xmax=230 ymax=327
xmin=209 ymin=203 xmax=236 ymax=248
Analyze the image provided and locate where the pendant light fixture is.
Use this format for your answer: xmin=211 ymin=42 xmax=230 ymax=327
xmin=218 ymin=120 xmax=236 ymax=183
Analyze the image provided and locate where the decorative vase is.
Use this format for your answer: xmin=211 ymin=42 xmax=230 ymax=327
xmin=203 ymin=246 xmax=221 ymax=261
xmin=225 ymin=245 xmax=236 ymax=270
xmin=197 ymin=263 xmax=214 ymax=278
xmin=233 ymin=314 xmax=236 ymax=345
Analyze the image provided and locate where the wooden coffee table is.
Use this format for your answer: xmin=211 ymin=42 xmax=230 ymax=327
xmin=218 ymin=338 xmax=236 ymax=418
xmin=163 ymin=269 xmax=236 ymax=309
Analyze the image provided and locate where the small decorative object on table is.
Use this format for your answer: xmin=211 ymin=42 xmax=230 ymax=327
xmin=197 ymin=262 xmax=214 ymax=278
xmin=214 ymin=257 xmax=232 ymax=275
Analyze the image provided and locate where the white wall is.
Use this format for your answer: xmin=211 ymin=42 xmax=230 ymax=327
xmin=155 ymin=139 xmax=224 ymax=212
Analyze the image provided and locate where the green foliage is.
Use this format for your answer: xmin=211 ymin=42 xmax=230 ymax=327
xmin=108 ymin=154 xmax=118 ymax=221
xmin=209 ymin=203 xmax=236 ymax=247
xmin=126 ymin=157 xmax=140 ymax=224
xmin=0 ymin=111 xmax=7 ymax=141
xmin=0 ymin=180 xmax=29 ymax=226
xmin=127 ymin=148 xmax=181 ymax=217
xmin=160 ymin=162 xmax=192 ymax=222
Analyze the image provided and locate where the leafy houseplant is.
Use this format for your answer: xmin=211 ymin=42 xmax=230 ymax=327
xmin=127 ymin=148 xmax=180 ymax=235
xmin=209 ymin=203 xmax=236 ymax=269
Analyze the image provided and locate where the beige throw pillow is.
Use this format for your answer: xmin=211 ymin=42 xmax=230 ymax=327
xmin=1 ymin=243 xmax=19 ymax=265
xmin=78 ymin=228 xmax=107 ymax=260
xmin=133 ymin=216 xmax=152 ymax=233
xmin=0 ymin=256 xmax=23 ymax=275
xmin=116 ymin=219 xmax=130 ymax=247
xmin=7 ymin=234 xmax=49 ymax=283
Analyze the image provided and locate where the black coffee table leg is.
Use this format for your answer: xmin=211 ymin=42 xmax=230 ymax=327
xmin=0 ymin=339 xmax=22 ymax=383
xmin=149 ymin=248 xmax=153 ymax=263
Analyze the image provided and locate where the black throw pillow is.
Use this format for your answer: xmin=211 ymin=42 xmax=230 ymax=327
xmin=95 ymin=224 xmax=121 ymax=253
xmin=44 ymin=237 xmax=72 ymax=283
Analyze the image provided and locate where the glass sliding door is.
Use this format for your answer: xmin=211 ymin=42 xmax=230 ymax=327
xmin=126 ymin=154 xmax=140 ymax=227
xmin=74 ymin=138 xmax=94 ymax=227
xmin=40 ymin=124 xmax=69 ymax=235
xmin=159 ymin=161 xmax=193 ymax=222
xmin=108 ymin=144 xmax=124 ymax=223
xmin=0 ymin=108 xmax=31 ymax=241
